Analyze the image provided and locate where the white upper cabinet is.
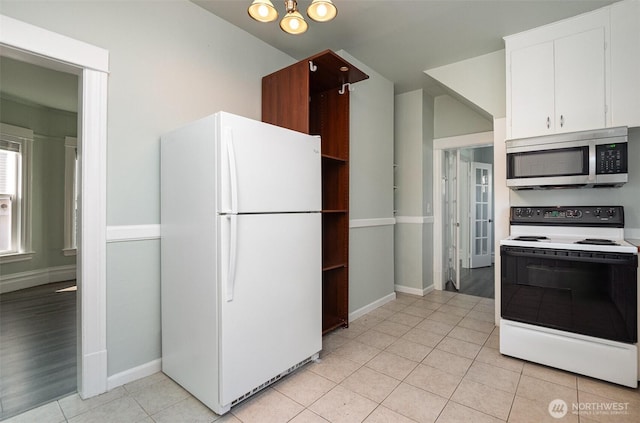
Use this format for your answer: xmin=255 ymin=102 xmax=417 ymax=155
xmin=554 ymin=28 xmax=606 ymax=134
xmin=510 ymin=41 xmax=555 ymax=138
xmin=505 ymin=8 xmax=610 ymax=139
xmin=506 ymin=0 xmax=640 ymax=139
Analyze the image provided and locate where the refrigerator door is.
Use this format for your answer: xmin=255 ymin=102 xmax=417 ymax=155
xmin=218 ymin=112 xmax=321 ymax=214
xmin=218 ymin=212 xmax=321 ymax=406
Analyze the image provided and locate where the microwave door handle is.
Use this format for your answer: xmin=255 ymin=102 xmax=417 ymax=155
xmin=588 ymin=142 xmax=596 ymax=183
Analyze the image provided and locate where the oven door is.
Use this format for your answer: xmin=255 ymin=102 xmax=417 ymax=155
xmin=500 ymin=245 xmax=638 ymax=343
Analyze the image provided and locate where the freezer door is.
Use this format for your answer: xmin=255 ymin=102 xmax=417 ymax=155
xmin=218 ymin=112 xmax=321 ymax=214
xmin=218 ymin=213 xmax=321 ymax=406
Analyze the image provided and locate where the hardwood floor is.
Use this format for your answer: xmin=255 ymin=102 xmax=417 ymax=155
xmin=445 ymin=264 xmax=495 ymax=298
xmin=0 ymin=281 xmax=77 ymax=420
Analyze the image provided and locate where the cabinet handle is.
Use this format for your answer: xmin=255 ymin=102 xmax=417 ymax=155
xmin=546 ymin=117 xmax=550 ymax=129
xmin=560 ymin=115 xmax=564 ymax=128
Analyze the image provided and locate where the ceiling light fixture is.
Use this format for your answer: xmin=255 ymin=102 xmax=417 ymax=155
xmin=248 ymin=0 xmax=337 ymax=35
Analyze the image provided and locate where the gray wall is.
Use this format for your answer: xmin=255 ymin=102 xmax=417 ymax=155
xmin=0 ymin=96 xmax=77 ymax=275
xmin=394 ymin=89 xmax=435 ymax=293
xmin=434 ymin=95 xmax=492 ymax=139
xmin=337 ymin=51 xmax=395 ymax=315
xmin=0 ymin=0 xmax=295 ymax=377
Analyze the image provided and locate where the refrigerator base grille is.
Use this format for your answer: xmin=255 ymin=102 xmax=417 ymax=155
xmin=229 ymin=353 xmax=320 ymax=408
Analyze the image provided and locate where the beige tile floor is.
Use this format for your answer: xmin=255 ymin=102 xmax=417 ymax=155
xmin=5 ymin=290 xmax=640 ymax=423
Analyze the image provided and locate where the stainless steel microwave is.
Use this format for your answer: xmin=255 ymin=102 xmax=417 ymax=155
xmin=506 ymin=127 xmax=628 ymax=189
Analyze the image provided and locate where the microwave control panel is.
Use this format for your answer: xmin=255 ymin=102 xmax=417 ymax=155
xmin=596 ymin=142 xmax=627 ymax=174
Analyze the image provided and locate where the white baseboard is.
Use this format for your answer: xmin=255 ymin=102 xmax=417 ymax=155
xmin=349 ymin=292 xmax=396 ymax=322
xmin=394 ymin=283 xmax=435 ymax=297
xmin=0 ymin=264 xmax=76 ymax=294
xmin=107 ymin=358 xmax=162 ymax=391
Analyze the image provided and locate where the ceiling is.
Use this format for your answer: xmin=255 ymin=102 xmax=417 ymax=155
xmin=194 ymin=0 xmax=616 ymax=94
xmin=0 ymin=0 xmax=617 ymax=113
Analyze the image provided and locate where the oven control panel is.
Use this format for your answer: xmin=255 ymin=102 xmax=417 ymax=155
xmin=511 ymin=206 xmax=624 ymax=227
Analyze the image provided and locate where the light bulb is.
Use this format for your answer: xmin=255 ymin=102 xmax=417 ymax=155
xmin=307 ymin=0 xmax=337 ymax=22
xmin=248 ymin=0 xmax=278 ymax=23
xmin=280 ymin=10 xmax=307 ymax=34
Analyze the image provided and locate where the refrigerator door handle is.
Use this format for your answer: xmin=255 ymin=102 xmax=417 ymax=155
xmin=225 ymin=214 xmax=238 ymax=302
xmin=225 ymin=127 xmax=239 ymax=214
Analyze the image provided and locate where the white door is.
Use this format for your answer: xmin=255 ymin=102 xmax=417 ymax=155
xmin=470 ymin=162 xmax=492 ymax=268
xmin=218 ymin=213 xmax=321 ymax=405
xmin=510 ymin=41 xmax=555 ymax=138
xmin=554 ymin=27 xmax=606 ymax=133
xmin=218 ymin=112 xmax=321 ymax=214
xmin=444 ymin=150 xmax=461 ymax=290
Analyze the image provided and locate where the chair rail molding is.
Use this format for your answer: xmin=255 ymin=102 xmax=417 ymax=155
xmin=106 ymin=224 xmax=161 ymax=243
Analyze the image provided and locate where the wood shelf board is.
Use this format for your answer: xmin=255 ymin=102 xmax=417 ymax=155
xmin=322 ymin=318 xmax=348 ymax=335
xmin=321 ymin=154 xmax=348 ymax=163
xmin=322 ymin=263 xmax=347 ymax=272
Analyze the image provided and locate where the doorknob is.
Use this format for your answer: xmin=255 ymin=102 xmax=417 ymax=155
xmin=488 ymin=219 xmax=493 ymax=223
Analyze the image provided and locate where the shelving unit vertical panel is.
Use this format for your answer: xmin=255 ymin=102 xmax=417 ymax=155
xmin=262 ymin=61 xmax=310 ymax=134
xmin=313 ymin=89 xmax=349 ymax=159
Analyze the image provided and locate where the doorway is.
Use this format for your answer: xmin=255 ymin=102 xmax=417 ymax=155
xmin=433 ymin=131 xmax=495 ymax=299
xmin=442 ymin=146 xmax=494 ymax=298
xmin=0 ymin=56 xmax=80 ymax=419
xmin=1 ymin=13 xmax=109 ymax=404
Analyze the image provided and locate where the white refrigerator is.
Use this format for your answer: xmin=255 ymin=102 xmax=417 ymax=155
xmin=160 ymin=111 xmax=322 ymax=415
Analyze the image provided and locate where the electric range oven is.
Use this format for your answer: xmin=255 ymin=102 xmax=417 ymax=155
xmin=500 ymin=206 xmax=638 ymax=387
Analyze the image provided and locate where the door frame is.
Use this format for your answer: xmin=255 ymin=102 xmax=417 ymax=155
xmin=433 ymin=131 xmax=493 ymax=291
xmin=1 ymin=14 xmax=109 ymax=398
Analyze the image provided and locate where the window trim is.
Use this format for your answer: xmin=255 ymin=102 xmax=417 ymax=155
xmin=0 ymin=123 xmax=33 ymax=263
xmin=63 ymin=136 xmax=77 ymax=256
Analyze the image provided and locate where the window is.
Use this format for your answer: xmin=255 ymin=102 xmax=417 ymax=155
xmin=0 ymin=123 xmax=33 ymax=263
xmin=63 ymin=136 xmax=77 ymax=255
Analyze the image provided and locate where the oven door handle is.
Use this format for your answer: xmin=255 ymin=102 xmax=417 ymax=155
xmin=501 ymin=247 xmax=638 ymax=266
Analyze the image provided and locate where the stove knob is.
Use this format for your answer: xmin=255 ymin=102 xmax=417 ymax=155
xmin=608 ymin=209 xmax=615 ymax=217
xmin=594 ymin=208 xmax=601 ymax=217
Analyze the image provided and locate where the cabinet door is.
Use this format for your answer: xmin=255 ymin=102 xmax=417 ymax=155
xmin=554 ymin=27 xmax=606 ymax=133
xmin=510 ymin=42 xmax=555 ymax=138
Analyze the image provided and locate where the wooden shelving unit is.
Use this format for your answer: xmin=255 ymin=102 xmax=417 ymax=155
xmin=262 ymin=50 xmax=368 ymax=334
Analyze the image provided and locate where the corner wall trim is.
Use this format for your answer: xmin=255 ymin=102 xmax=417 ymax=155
xmin=349 ymin=218 xmax=396 ymax=228
xmin=106 ymin=359 xmax=162 ymax=391
xmin=0 ymin=264 xmax=76 ymax=294
xmin=349 ymin=292 xmax=396 ymax=322
xmin=394 ymin=283 xmax=435 ymax=297
xmin=395 ymin=216 xmax=434 ymax=224
xmin=106 ymin=225 xmax=160 ymax=243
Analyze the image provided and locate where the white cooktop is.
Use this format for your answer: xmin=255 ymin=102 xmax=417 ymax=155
xmin=501 ymin=225 xmax=638 ymax=254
